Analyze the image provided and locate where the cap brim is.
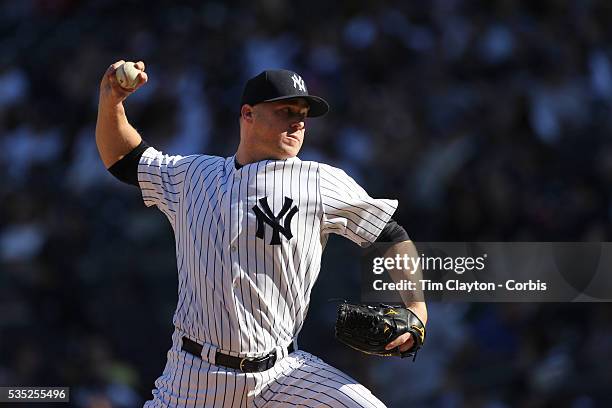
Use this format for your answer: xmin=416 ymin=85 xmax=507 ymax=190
xmin=262 ymin=95 xmax=330 ymax=117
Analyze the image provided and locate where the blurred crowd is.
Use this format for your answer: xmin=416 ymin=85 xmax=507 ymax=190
xmin=2 ymin=0 xmax=612 ymax=407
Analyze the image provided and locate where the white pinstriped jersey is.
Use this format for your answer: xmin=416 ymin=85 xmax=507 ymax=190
xmin=138 ymin=147 xmax=397 ymax=358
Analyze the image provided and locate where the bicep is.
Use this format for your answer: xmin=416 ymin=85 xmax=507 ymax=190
xmin=319 ymin=164 xmax=398 ymax=245
xmin=375 ymin=218 xmax=410 ymax=243
xmin=107 ymin=140 xmax=150 ymax=186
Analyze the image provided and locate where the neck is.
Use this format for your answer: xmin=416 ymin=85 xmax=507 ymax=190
xmin=235 ymin=142 xmax=259 ymax=166
xmin=235 ymin=141 xmax=294 ymax=166
xmin=235 ymin=128 xmax=263 ymax=165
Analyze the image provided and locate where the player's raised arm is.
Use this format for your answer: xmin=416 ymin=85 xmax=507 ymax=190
xmin=95 ymin=60 xmax=148 ymax=168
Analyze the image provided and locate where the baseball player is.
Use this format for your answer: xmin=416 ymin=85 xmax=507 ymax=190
xmin=96 ymin=60 xmax=427 ymax=407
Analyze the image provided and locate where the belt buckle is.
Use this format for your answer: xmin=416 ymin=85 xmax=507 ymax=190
xmin=239 ymin=357 xmax=248 ymax=372
xmin=238 ymin=352 xmax=276 ymax=373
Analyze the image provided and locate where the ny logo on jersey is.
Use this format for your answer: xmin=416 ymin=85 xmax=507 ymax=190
xmin=291 ymin=74 xmax=306 ymax=92
xmin=253 ymin=196 xmax=298 ymax=245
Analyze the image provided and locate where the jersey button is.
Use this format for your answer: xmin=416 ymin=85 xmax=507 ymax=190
xmin=231 ymin=245 xmax=237 ymax=252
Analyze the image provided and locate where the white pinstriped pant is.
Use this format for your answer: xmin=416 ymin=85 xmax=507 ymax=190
xmin=143 ymin=329 xmax=386 ymax=408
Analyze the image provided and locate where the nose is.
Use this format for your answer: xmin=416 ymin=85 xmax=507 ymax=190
xmin=293 ymin=113 xmax=307 ymax=128
xmin=291 ymin=119 xmax=305 ymax=131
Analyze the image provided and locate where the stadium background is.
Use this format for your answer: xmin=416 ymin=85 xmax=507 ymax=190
xmin=1 ymin=0 xmax=612 ymax=406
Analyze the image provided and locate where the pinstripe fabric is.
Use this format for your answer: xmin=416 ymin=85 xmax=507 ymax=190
xmin=143 ymin=329 xmax=386 ymax=408
xmin=138 ymin=147 xmax=397 ymax=407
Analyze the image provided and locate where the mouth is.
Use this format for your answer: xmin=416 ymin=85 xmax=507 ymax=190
xmin=285 ymin=133 xmax=302 ymax=143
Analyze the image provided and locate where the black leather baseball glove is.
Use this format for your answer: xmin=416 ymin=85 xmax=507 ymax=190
xmin=335 ymin=302 xmax=425 ymax=360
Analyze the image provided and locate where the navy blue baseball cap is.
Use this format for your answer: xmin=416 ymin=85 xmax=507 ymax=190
xmin=241 ymin=69 xmax=329 ymax=117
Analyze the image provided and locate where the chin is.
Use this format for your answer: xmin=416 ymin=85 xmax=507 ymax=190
xmin=281 ymin=150 xmax=299 ymax=159
xmin=278 ymin=142 xmax=301 ymax=158
xmin=279 ymin=147 xmax=300 ymax=159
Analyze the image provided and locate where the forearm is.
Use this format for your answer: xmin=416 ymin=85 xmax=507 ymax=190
xmin=95 ymin=102 xmax=142 ymax=168
xmin=383 ymin=240 xmax=428 ymax=325
xmin=95 ymin=60 xmax=148 ymax=169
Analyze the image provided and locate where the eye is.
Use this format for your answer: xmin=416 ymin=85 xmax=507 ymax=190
xmin=278 ymin=107 xmax=306 ymax=120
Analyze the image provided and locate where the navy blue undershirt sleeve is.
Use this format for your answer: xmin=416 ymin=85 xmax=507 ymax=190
xmin=107 ymin=140 xmax=150 ymax=187
xmin=375 ymin=218 xmax=410 ymax=243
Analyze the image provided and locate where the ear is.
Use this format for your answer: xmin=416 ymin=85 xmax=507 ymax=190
xmin=241 ymin=104 xmax=254 ymax=122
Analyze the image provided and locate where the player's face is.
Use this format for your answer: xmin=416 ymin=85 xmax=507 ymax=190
xmin=251 ymin=99 xmax=309 ymax=159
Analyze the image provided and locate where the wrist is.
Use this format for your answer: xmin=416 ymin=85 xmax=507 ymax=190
xmin=97 ymin=100 xmax=127 ymax=122
xmin=405 ymin=302 xmax=427 ymax=326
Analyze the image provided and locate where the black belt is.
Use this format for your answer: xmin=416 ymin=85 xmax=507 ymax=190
xmin=181 ymin=336 xmax=295 ymax=373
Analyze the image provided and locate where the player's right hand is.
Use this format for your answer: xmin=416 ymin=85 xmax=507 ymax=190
xmin=99 ymin=60 xmax=148 ymax=106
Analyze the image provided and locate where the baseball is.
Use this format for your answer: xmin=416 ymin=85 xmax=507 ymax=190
xmin=115 ymin=61 xmax=140 ymax=90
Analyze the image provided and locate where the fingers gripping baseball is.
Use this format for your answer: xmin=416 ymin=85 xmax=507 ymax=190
xmin=99 ymin=60 xmax=148 ymax=104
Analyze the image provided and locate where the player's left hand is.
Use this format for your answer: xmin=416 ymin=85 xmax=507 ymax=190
xmin=335 ymin=302 xmax=426 ymax=359
xmin=385 ymin=305 xmax=427 ymax=353
xmin=385 ymin=332 xmax=415 ymax=353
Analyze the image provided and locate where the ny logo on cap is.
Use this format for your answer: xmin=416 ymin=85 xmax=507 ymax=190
xmin=291 ymin=74 xmax=306 ymax=92
xmin=253 ymin=196 xmax=298 ymax=245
